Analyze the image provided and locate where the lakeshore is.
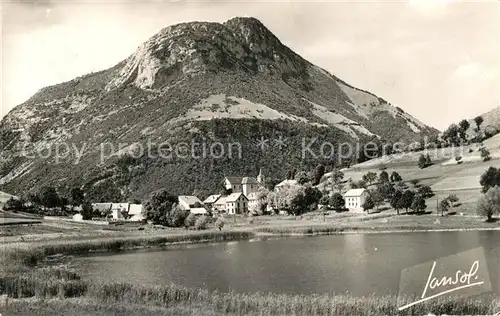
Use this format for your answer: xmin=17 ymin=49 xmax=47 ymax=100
xmin=1 ymin=213 xmax=499 ymax=315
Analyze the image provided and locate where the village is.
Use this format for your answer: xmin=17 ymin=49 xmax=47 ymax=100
xmin=63 ymin=166 xmax=375 ymax=224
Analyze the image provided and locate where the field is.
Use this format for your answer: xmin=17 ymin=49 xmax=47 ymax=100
xmin=338 ymin=148 xmax=500 ymax=216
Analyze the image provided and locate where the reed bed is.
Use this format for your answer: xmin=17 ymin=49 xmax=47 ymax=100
xmin=0 ymin=230 xmax=254 ymax=271
xmin=1 ymin=228 xmax=498 ymax=315
xmin=1 ymin=270 xmax=497 ymax=315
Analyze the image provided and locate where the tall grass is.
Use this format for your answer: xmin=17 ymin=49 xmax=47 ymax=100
xmin=0 ymin=230 xmax=254 ymax=272
xmin=1 ymin=228 xmax=499 ymax=315
xmin=1 ymin=270 xmax=497 ymax=315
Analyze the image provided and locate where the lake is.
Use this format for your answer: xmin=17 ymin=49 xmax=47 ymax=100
xmin=71 ymin=231 xmax=500 ymax=296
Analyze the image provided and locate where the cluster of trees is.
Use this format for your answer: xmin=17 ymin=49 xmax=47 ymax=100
xmin=442 ymin=117 xmax=481 ymax=146
xmin=350 ymin=171 xmax=403 ymax=190
xmin=3 ymin=186 xmax=88 ymax=216
xmin=356 ymin=170 xmax=434 ymax=215
xmin=319 ymin=193 xmax=346 ymax=211
xmin=286 ymin=163 xmax=329 ymax=187
xmin=439 ymin=115 xmax=500 ymax=147
xmin=267 ymin=185 xmax=323 ymax=216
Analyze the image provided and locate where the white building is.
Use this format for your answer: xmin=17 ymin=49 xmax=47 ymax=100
xmin=225 ymin=192 xmax=248 ymax=215
xmin=72 ymin=213 xmax=83 ymax=221
xmin=203 ymin=194 xmax=221 ymax=210
xmin=344 ymin=188 xmax=369 ymax=212
xmin=178 ymin=195 xmax=207 ymax=215
xmin=128 ymin=204 xmax=144 ymax=221
xmin=213 ymin=196 xmax=227 ymax=213
xmin=110 ymin=203 xmax=129 ymax=220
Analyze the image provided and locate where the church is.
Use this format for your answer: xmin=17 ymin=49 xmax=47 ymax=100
xmin=223 ymin=168 xmax=266 ymax=196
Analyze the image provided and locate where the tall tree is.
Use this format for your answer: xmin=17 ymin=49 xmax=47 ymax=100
xmin=418 ymin=155 xmax=427 ymax=169
xmin=390 ymin=171 xmax=402 ymax=183
xmin=313 ymin=164 xmax=326 ymax=186
xmin=438 ymin=199 xmax=450 ymax=216
xmin=400 ymin=190 xmax=415 ymax=213
xmin=330 ymin=169 xmax=345 ymax=192
xmin=379 ymin=171 xmax=389 ymax=183
xmin=39 ymin=186 xmax=60 ymax=209
xmin=474 ymin=116 xmax=484 ymax=130
xmin=443 ymin=123 xmax=461 ymax=146
xmin=81 ymin=201 xmax=94 ymax=220
xmin=370 ymin=189 xmax=384 ymax=211
xmin=70 ymin=187 xmax=85 ymax=207
xmin=362 ymin=172 xmax=378 ymax=185
xmin=459 ymin=119 xmax=470 ymax=140
xmin=362 ymin=196 xmax=375 ymax=214
xmin=477 ymin=186 xmax=500 ymax=222
xmin=417 ymin=185 xmax=434 ymax=198
xmin=377 ymin=182 xmax=395 ymax=200
xmin=143 ymin=189 xmax=179 ymax=226
xmin=390 ymin=190 xmax=403 ymax=215
xmin=329 ymin=193 xmax=345 ymax=210
xmin=480 ymin=167 xmax=499 ymax=193
xmin=410 ymin=196 xmax=427 ymax=214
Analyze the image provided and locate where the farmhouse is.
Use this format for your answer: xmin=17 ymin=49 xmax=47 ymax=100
xmin=213 ymin=196 xmax=227 ymax=213
xmin=225 ymin=192 xmax=248 ymax=215
xmin=128 ymin=204 xmax=144 ymax=221
xmin=203 ymin=194 xmax=221 ymax=210
xmin=110 ymin=203 xmax=129 ymax=220
xmin=178 ymin=195 xmax=207 ymax=215
xmin=343 ymin=188 xmax=369 ymax=212
xmin=91 ymin=203 xmax=144 ymax=221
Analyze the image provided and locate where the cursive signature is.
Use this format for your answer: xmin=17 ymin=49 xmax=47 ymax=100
xmin=399 ymin=260 xmax=484 ymax=311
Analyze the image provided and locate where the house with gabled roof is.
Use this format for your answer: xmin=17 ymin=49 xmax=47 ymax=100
xmin=225 ymin=192 xmax=248 ymax=215
xmin=213 ymin=196 xmax=227 ymax=213
xmin=203 ymin=194 xmax=221 ymax=206
xmin=178 ymin=195 xmax=207 ymax=215
xmin=344 ymin=188 xmax=369 ymax=212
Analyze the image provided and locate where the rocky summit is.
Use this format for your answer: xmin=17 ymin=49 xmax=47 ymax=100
xmin=0 ymin=17 xmax=438 ymax=199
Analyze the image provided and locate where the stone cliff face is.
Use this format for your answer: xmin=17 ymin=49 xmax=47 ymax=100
xmin=0 ymin=17 xmax=438 ymax=199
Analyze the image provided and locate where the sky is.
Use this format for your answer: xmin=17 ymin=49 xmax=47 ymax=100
xmin=1 ymin=0 xmax=499 ymax=131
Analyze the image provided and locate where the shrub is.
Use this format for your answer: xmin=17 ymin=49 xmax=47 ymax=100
xmin=194 ymin=215 xmax=209 ymax=230
xmin=184 ymin=213 xmax=196 ymax=228
xmin=215 ymin=217 xmax=225 ymax=231
xmin=446 ymin=194 xmax=459 ymax=206
xmin=480 ymin=148 xmax=491 ymax=162
xmin=169 ymin=207 xmax=190 ymax=228
xmin=477 ymin=187 xmax=500 ymax=222
xmin=3 ymin=197 xmax=24 ymax=212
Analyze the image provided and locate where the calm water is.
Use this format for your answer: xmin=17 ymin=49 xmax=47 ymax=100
xmin=71 ymin=231 xmax=500 ymax=296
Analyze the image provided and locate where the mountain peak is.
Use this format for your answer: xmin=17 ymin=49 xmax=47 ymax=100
xmin=105 ymin=16 xmax=302 ymax=91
